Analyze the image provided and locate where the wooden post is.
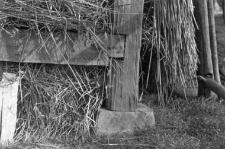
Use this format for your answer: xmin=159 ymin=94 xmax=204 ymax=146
xmin=106 ymin=0 xmax=144 ymax=111
xmin=193 ymin=0 xmax=214 ymax=97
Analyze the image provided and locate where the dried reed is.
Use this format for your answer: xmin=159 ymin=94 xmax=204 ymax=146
xmin=142 ymin=0 xmax=198 ymax=103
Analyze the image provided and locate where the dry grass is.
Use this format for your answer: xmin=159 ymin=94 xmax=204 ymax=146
xmin=0 ymin=62 xmax=106 ymax=142
xmin=0 ymin=0 xmax=111 ymax=34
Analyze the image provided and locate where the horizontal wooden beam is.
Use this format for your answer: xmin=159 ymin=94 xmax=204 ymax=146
xmin=0 ymin=28 xmax=125 ymax=65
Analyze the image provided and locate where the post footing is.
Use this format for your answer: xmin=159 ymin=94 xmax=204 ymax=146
xmin=96 ymin=103 xmax=155 ymax=135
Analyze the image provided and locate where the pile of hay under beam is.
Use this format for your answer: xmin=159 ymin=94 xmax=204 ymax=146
xmin=1 ymin=62 xmax=106 ymax=141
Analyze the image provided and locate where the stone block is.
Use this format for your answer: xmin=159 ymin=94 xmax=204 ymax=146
xmin=96 ymin=103 xmax=155 ymax=135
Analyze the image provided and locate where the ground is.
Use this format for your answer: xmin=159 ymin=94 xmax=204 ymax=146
xmin=3 ymin=11 xmax=225 ymax=149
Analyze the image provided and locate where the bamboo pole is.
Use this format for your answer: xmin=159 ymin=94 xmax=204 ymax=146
xmin=208 ymin=0 xmax=221 ymax=84
xmin=193 ymin=0 xmax=214 ymax=97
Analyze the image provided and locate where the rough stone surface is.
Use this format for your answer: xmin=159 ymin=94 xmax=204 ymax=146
xmin=96 ymin=103 xmax=155 ymax=135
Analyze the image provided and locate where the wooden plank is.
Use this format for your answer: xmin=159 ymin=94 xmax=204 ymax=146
xmin=0 ymin=28 xmax=125 ymax=65
xmin=106 ymin=0 xmax=144 ymax=112
xmin=0 ymin=73 xmax=20 ymax=145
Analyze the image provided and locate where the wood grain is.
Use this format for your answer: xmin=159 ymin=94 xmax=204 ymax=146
xmin=106 ymin=0 xmax=144 ymax=111
xmin=0 ymin=29 xmax=125 ymax=65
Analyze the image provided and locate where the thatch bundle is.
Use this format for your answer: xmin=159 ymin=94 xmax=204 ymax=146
xmin=142 ymin=0 xmax=198 ymax=102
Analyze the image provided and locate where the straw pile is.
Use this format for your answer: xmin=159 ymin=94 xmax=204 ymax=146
xmin=0 ymin=0 xmax=112 ymax=39
xmin=142 ymin=0 xmax=198 ymax=102
xmin=1 ymin=62 xmax=106 ymax=140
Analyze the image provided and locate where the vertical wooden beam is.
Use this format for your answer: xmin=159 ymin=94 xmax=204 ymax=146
xmin=106 ymin=0 xmax=144 ymax=112
xmin=193 ymin=0 xmax=214 ymax=97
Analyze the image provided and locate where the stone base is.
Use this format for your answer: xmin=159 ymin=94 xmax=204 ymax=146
xmin=96 ymin=103 xmax=155 ymax=135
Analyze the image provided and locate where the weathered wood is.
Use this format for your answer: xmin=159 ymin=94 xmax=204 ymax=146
xmin=0 ymin=29 xmax=125 ymax=65
xmin=106 ymin=0 xmax=144 ymax=111
xmin=0 ymin=73 xmax=20 ymax=145
xmin=193 ymin=0 xmax=214 ymax=97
